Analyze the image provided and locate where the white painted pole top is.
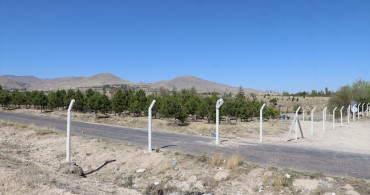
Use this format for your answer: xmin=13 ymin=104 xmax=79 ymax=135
xmin=216 ymin=98 xmax=224 ymax=109
xmin=68 ymin=99 xmax=75 ymax=112
xmin=149 ymin=100 xmax=156 ymax=110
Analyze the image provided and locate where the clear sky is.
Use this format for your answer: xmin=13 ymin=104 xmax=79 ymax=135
xmin=1 ymin=0 xmax=369 ymax=93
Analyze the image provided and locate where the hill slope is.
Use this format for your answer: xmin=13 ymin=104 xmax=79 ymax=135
xmin=0 ymin=73 xmax=260 ymax=94
xmin=149 ymin=76 xmax=258 ymax=94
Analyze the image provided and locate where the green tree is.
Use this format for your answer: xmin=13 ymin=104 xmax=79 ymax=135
xmin=129 ymin=89 xmax=147 ymax=116
xmin=269 ymin=98 xmax=278 ymax=105
xmin=87 ymin=92 xmax=110 ymax=116
xmin=47 ymin=91 xmax=58 ymax=110
xmin=111 ymin=89 xmax=125 ymax=115
xmin=10 ymin=90 xmax=25 ymax=108
xmin=99 ymin=94 xmax=111 ymax=114
xmin=56 ymin=90 xmax=66 ymax=109
xmin=74 ymin=89 xmax=85 ymax=112
xmin=185 ymin=95 xmax=200 ymax=120
xmin=88 ymin=93 xmax=101 ymax=117
xmin=24 ymin=91 xmax=33 ymax=109
xmin=122 ymin=89 xmax=134 ymax=114
xmin=34 ymin=91 xmax=48 ymax=113
xmin=263 ymin=106 xmax=280 ymax=119
xmin=85 ymin=88 xmax=95 ymax=100
xmin=0 ymin=90 xmax=10 ymax=107
xmin=159 ymin=94 xmax=187 ymax=124
xmin=64 ymin=89 xmax=76 ymax=107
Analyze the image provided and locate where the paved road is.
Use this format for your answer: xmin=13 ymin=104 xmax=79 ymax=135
xmin=1 ymin=111 xmax=369 ymax=179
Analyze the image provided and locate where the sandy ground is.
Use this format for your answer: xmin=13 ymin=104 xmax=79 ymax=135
xmin=1 ymin=120 xmax=369 ymax=194
xmin=4 ymin=108 xmax=370 ymax=155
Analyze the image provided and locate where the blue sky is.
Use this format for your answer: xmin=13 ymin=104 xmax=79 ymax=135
xmin=1 ymin=0 xmax=369 ymax=93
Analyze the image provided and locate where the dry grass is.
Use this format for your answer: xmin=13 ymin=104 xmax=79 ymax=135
xmin=1 ymin=120 xmax=368 ymax=195
xmin=226 ymin=154 xmax=243 ymax=170
xmin=34 ymin=127 xmax=57 ymax=135
xmin=211 ymin=154 xmax=224 ymax=167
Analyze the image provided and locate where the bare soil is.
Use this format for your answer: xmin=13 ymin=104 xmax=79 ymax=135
xmin=1 ymin=120 xmax=369 ymax=194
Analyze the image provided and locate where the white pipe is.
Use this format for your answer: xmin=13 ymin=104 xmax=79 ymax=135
xmin=347 ymin=105 xmax=350 ymax=124
xmin=148 ymin=100 xmax=156 ymax=152
xmin=340 ymin=106 xmax=344 ymax=127
xmin=295 ymin=106 xmax=301 ymax=140
xmin=367 ymin=103 xmax=369 ymax=117
xmin=358 ymin=103 xmax=361 ymax=119
xmin=311 ymin=107 xmax=316 ymax=136
xmin=353 ymin=104 xmax=356 ymax=122
xmin=260 ymin=103 xmax=266 ymax=143
xmin=66 ymin=99 xmax=75 ymax=163
xmin=333 ymin=107 xmax=337 ymax=130
xmin=216 ymin=98 xmax=224 ymax=144
xmin=323 ymin=107 xmax=327 ymax=132
xmin=362 ymin=103 xmax=364 ymax=117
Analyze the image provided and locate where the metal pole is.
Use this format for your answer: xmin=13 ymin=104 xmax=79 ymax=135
xmin=260 ymin=103 xmax=266 ymax=143
xmin=340 ymin=106 xmax=344 ymax=127
xmin=347 ymin=105 xmax=350 ymax=124
xmin=66 ymin=99 xmax=75 ymax=163
xmin=216 ymin=108 xmax=219 ymax=144
xmin=148 ymin=100 xmax=156 ymax=152
xmin=295 ymin=106 xmax=301 ymax=140
xmin=353 ymin=104 xmax=356 ymax=121
xmin=358 ymin=103 xmax=361 ymax=119
xmin=323 ymin=107 xmax=327 ymax=132
xmin=215 ymin=98 xmax=224 ymax=144
xmin=311 ymin=107 xmax=316 ymax=136
xmin=333 ymin=107 xmax=337 ymax=130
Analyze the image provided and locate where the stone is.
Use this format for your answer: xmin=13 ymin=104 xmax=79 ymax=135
xmin=58 ymin=162 xmax=84 ymax=176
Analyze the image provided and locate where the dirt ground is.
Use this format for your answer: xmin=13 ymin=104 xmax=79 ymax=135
xmin=5 ymin=108 xmax=370 ymax=155
xmin=1 ymin=120 xmax=369 ymax=195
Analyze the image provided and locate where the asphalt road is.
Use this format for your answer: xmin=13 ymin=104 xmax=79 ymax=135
xmin=1 ymin=111 xmax=369 ymax=179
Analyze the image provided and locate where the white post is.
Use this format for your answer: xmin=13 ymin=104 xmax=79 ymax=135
xmin=303 ymin=108 xmax=305 ymax=121
xmin=347 ymin=105 xmax=350 ymax=124
xmin=333 ymin=107 xmax=337 ymax=130
xmin=353 ymin=104 xmax=356 ymax=122
xmin=323 ymin=107 xmax=327 ymax=132
xmin=66 ymin=99 xmax=75 ymax=163
xmin=340 ymin=106 xmax=344 ymax=127
xmin=311 ymin=107 xmax=316 ymax=136
xmin=362 ymin=103 xmax=364 ymax=117
xmin=260 ymin=103 xmax=266 ymax=143
xmin=148 ymin=100 xmax=156 ymax=152
xmin=215 ymin=98 xmax=224 ymax=144
xmin=295 ymin=106 xmax=301 ymax=140
xmin=367 ymin=103 xmax=369 ymax=117
xmin=358 ymin=103 xmax=361 ymax=119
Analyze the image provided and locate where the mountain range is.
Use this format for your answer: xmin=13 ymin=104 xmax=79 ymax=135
xmin=0 ymin=73 xmax=260 ymax=94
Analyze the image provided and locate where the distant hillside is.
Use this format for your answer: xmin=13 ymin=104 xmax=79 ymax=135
xmin=28 ymin=73 xmax=131 ymax=91
xmin=148 ymin=76 xmax=259 ymax=94
xmin=0 ymin=75 xmax=41 ymax=89
xmin=0 ymin=73 xmax=260 ymax=94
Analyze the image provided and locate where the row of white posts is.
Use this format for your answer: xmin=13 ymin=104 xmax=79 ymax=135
xmin=65 ymin=99 xmax=370 ymax=161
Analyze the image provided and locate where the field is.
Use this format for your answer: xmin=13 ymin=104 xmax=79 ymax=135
xmin=1 ymin=120 xmax=369 ymax=194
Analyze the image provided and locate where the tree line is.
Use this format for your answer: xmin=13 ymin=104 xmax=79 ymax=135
xmin=328 ymin=79 xmax=370 ymax=115
xmin=0 ymin=86 xmax=280 ymax=125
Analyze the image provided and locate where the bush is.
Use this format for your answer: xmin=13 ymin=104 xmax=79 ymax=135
xmin=293 ymin=104 xmax=302 ymax=114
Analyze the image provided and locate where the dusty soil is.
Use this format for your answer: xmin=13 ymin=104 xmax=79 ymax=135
xmin=5 ymin=108 xmax=370 ymax=154
xmin=1 ymin=120 xmax=369 ymax=195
